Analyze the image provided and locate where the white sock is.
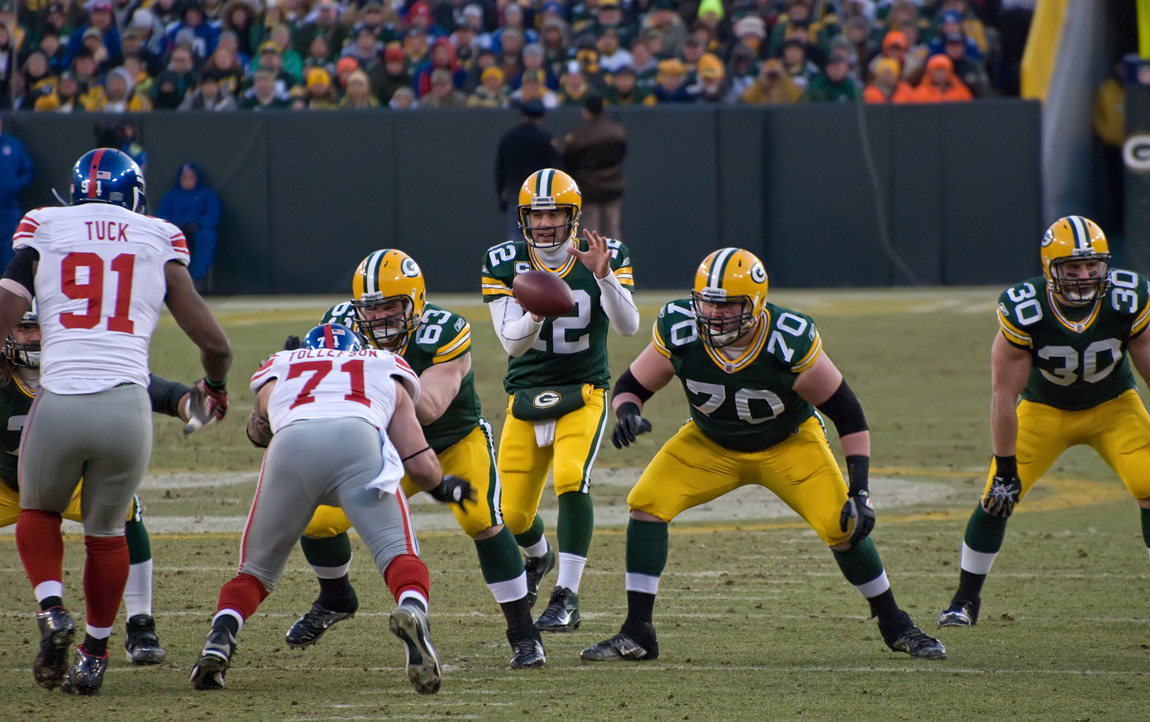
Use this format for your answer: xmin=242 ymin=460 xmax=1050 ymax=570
xmin=123 ymin=559 xmax=153 ymax=618
xmin=398 ymin=590 xmax=428 ymax=612
xmin=213 ymin=609 xmax=244 ymax=632
xmin=34 ymin=580 xmax=64 ymax=604
xmin=959 ymin=542 xmax=998 ymax=575
xmin=523 ymin=539 xmax=550 ymax=559
xmin=556 ymin=552 xmax=586 ymax=593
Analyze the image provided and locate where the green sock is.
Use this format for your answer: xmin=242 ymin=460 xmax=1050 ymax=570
xmin=514 ymin=514 xmax=545 ymax=549
xmin=964 ymin=505 xmax=1008 ymax=554
xmin=124 ymin=517 xmax=151 ymax=565
xmin=474 ymin=526 xmax=525 ymax=584
xmin=626 ymin=518 xmax=668 ymax=576
xmin=557 ymin=491 xmax=594 ymax=557
xmin=1141 ymin=507 xmax=1150 ymax=549
xmin=832 ymin=537 xmax=884 ymax=586
xmin=301 ymin=533 xmax=353 ymax=568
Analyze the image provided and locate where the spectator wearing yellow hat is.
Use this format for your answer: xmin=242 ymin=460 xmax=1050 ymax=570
xmin=467 ymin=66 xmax=509 ymax=107
xmin=298 ymin=66 xmax=339 ymax=109
xmin=690 ymin=52 xmax=727 ymax=103
xmin=863 ymin=57 xmax=915 ymax=103
xmin=653 ymin=57 xmax=693 ymax=103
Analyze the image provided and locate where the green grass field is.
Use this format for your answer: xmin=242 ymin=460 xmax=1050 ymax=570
xmin=1 ymin=289 xmax=1147 ymax=721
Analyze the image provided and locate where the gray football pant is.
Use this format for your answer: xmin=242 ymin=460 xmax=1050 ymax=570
xmin=19 ymin=384 xmax=152 ymax=537
xmin=238 ymin=417 xmax=420 ymax=593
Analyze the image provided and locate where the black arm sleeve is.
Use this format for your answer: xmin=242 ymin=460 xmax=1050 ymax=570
xmin=815 ymin=379 xmax=868 ymax=437
xmin=2 ymin=247 xmax=38 ymax=296
xmin=148 ymin=374 xmax=193 ymax=418
xmin=612 ymin=367 xmax=655 ymax=403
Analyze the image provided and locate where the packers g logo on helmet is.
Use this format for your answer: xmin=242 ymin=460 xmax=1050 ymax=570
xmin=518 ymin=168 xmax=582 ymax=249
xmin=1040 ymin=216 xmax=1111 ymax=304
xmin=351 ymin=249 xmax=426 ymax=351
xmin=692 ymin=248 xmax=769 ymax=348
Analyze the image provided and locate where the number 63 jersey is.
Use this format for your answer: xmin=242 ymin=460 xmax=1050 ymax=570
xmin=997 ymin=271 xmax=1150 ymax=410
xmin=653 ymin=298 xmax=823 ymax=452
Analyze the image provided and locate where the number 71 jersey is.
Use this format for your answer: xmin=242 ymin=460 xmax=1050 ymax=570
xmin=997 ymin=272 xmax=1150 ymax=410
xmin=653 ymin=299 xmax=822 ymax=452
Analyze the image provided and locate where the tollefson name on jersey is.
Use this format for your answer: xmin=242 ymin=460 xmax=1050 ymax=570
xmin=288 ymin=348 xmax=382 ymax=360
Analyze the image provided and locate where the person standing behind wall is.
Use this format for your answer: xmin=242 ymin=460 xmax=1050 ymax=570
xmin=562 ymin=94 xmax=626 ymax=240
xmin=156 ymin=163 xmax=221 ymax=292
xmin=495 ymin=100 xmax=561 ymax=241
xmin=0 ymin=118 xmax=32 ymax=271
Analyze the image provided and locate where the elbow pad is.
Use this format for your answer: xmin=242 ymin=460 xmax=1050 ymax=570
xmin=815 ymin=380 xmax=868 ymax=437
xmin=147 ymin=374 xmax=193 ymax=418
xmin=613 ymin=367 xmax=654 ymax=403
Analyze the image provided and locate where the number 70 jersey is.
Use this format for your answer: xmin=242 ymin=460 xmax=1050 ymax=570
xmin=996 ymin=272 xmax=1150 ymax=410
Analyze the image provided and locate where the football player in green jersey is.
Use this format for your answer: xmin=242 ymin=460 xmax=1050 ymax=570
xmin=285 ymin=249 xmax=546 ymax=669
xmin=481 ymin=168 xmax=640 ymax=632
xmin=580 ymin=248 xmax=945 ymax=662
xmin=0 ymin=307 xmax=213 ymax=666
xmin=939 ymin=216 xmax=1150 ymax=627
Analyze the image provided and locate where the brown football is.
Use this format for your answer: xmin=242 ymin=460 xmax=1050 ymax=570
xmin=512 ymin=270 xmax=576 ymax=317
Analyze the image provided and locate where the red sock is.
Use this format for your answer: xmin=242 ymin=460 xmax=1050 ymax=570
xmin=84 ymin=535 xmax=129 ymax=629
xmin=16 ymin=509 xmax=64 ymax=590
xmin=384 ymin=554 xmax=430 ymax=604
xmin=217 ymin=573 xmax=269 ymax=620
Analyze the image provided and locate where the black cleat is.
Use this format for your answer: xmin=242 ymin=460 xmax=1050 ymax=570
xmin=534 ymin=586 xmax=580 ymax=632
xmin=580 ymin=625 xmax=659 ymax=662
xmin=507 ymin=626 xmax=546 ymax=669
xmin=523 ymin=547 xmax=556 ymax=609
xmin=33 ymin=606 xmax=75 ymax=689
xmin=880 ymin=611 xmax=947 ymax=660
xmin=190 ymin=626 xmax=236 ymax=690
xmin=389 ymin=605 xmax=442 ymax=695
xmin=938 ymin=597 xmax=980 ymax=627
xmin=125 ymin=614 xmax=167 ymax=664
xmin=285 ymin=601 xmax=357 ymax=649
xmin=60 ymin=646 xmax=108 ymax=695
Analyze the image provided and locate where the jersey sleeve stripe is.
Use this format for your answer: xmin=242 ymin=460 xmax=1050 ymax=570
xmin=652 ymin=319 xmax=672 ymax=358
xmin=996 ymin=309 xmax=1032 ymax=346
xmin=1131 ymin=298 xmax=1150 ymax=336
xmin=432 ymin=329 xmax=471 ymax=363
xmin=791 ymin=333 xmax=822 ymax=373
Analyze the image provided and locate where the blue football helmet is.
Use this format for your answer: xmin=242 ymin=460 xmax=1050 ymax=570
xmin=69 ymin=148 xmax=146 ymax=212
xmin=302 ymin=323 xmax=365 ymax=352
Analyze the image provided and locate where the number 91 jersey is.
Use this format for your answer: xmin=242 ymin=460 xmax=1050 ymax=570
xmin=653 ymin=299 xmax=822 ymax=452
xmin=997 ymin=271 xmax=1150 ymax=410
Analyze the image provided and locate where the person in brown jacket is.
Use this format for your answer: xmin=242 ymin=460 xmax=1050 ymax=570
xmin=740 ymin=58 xmax=803 ymax=105
xmin=561 ymin=94 xmax=627 ymax=239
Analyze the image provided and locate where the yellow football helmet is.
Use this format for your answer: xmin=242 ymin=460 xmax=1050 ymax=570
xmin=350 ymin=249 xmax=425 ymax=350
xmin=1041 ymin=215 xmax=1111 ymax=304
xmin=518 ymin=168 xmax=582 ymax=249
xmin=691 ymin=248 xmax=769 ymax=347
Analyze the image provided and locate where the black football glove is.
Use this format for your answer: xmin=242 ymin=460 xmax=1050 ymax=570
xmin=428 ymin=474 xmax=477 ymax=509
xmin=838 ymin=456 xmax=875 ymax=545
xmin=982 ymin=455 xmax=1022 ymax=518
xmin=283 ymin=335 xmax=301 ymax=351
xmin=611 ymin=402 xmax=652 ymax=449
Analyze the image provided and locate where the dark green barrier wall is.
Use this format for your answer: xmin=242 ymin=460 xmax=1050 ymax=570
xmin=6 ymin=100 xmax=1041 ymax=295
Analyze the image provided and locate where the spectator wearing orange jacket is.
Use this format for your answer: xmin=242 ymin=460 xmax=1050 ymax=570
xmin=863 ymin=58 xmax=915 ymax=103
xmin=911 ymin=55 xmax=972 ymax=103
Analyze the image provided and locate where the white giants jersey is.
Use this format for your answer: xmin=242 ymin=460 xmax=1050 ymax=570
xmin=12 ymin=204 xmax=190 ymax=394
xmin=251 ymin=347 xmax=421 ymax=434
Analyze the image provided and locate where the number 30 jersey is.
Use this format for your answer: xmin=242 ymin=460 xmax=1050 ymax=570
xmin=12 ymin=204 xmax=189 ymax=394
xmin=653 ymin=299 xmax=823 ymax=452
xmin=996 ymin=271 xmax=1150 ymax=410
xmin=251 ymin=347 xmax=421 ymax=434
xmin=481 ymin=238 xmax=635 ymax=393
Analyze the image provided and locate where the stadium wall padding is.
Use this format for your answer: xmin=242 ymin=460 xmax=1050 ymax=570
xmin=5 ymin=101 xmax=1041 ymax=295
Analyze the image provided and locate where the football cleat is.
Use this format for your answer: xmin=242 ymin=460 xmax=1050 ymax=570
xmin=534 ymin=586 xmax=581 ymax=632
xmin=33 ymin=606 xmax=76 ymax=689
xmin=60 ymin=646 xmax=108 ymax=695
xmin=507 ymin=626 xmax=546 ymax=669
xmin=523 ymin=547 xmax=556 ymax=609
xmin=938 ymin=597 xmax=980 ymax=627
xmin=389 ymin=605 xmax=442 ymax=695
xmin=580 ymin=624 xmax=659 ymax=662
xmin=286 ymin=601 xmax=357 ymax=649
xmin=880 ymin=612 xmax=946 ymax=660
xmin=190 ymin=626 xmax=236 ymax=690
xmin=125 ymin=614 xmax=167 ymax=664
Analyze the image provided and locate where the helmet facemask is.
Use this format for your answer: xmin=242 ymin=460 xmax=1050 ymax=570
xmin=6 ymin=320 xmax=41 ymax=369
xmin=352 ymin=292 xmax=421 ymax=350
xmin=519 ymin=204 xmax=579 ymax=251
xmin=1048 ymin=254 xmax=1110 ymax=305
xmin=691 ymin=290 xmax=755 ymax=348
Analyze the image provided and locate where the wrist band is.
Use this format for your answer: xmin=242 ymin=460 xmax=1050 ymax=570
xmin=402 ymin=446 xmax=432 ymax=462
xmin=205 ymin=377 xmax=228 ymax=390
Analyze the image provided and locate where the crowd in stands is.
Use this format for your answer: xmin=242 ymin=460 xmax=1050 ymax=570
xmin=2 ymin=0 xmax=1031 ymax=112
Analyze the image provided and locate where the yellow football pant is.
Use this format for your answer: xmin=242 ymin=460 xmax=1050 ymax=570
xmin=304 ymin=422 xmax=501 ymax=539
xmin=627 ymin=416 xmax=854 ymax=547
xmin=0 ymin=482 xmax=142 ymax=528
xmin=982 ymin=389 xmax=1150 ymax=500
xmin=497 ymin=386 xmax=607 ymax=536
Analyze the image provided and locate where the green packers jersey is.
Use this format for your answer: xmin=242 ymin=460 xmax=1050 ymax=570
xmin=481 ymin=238 xmax=635 ymax=393
xmin=996 ymin=271 xmax=1150 ymax=410
xmin=322 ymin=301 xmax=480 ymax=453
xmin=0 ymin=377 xmax=35 ymax=491
xmin=653 ymin=299 xmax=823 ymax=452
